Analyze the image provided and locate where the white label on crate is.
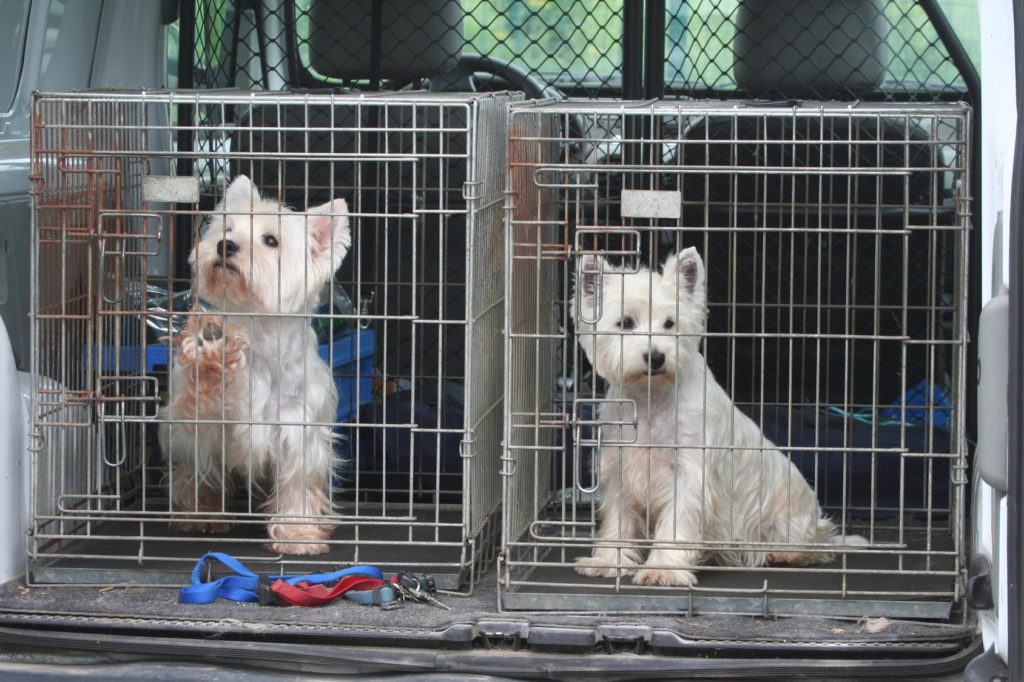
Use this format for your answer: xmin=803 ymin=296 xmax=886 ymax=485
xmin=142 ymin=175 xmax=200 ymax=204
xmin=620 ymin=190 xmax=681 ymax=219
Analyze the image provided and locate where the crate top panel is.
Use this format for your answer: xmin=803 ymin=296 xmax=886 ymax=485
xmin=509 ymin=98 xmax=971 ymax=120
xmin=33 ymin=88 xmax=525 ymax=108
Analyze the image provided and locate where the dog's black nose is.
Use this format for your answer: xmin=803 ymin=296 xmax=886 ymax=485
xmin=644 ymin=350 xmax=666 ymax=371
xmin=218 ymin=239 xmax=238 ymax=258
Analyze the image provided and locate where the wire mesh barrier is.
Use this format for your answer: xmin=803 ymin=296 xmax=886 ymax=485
xmin=501 ymin=99 xmax=970 ymax=618
xmin=664 ymin=0 xmax=975 ymax=99
xmin=29 ymin=89 xmax=516 ymax=590
xmin=181 ymin=1 xmax=975 ymax=100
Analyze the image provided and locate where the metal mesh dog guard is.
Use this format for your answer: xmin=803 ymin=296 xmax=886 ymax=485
xmin=183 ymin=1 xmax=974 ymax=101
xmin=29 ymin=89 xmax=517 ymax=590
xmin=501 ymin=99 xmax=970 ymax=618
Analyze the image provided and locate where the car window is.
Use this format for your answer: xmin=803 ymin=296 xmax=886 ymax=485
xmin=938 ymin=0 xmax=980 ymax=69
xmin=0 ymin=0 xmax=31 ymax=114
xmin=463 ymin=0 xmax=623 ymax=91
xmin=462 ymin=0 xmax=979 ymax=98
xmin=183 ymin=0 xmax=979 ymax=100
xmin=670 ymin=0 xmax=980 ymax=96
xmin=37 ymin=0 xmax=102 ymax=91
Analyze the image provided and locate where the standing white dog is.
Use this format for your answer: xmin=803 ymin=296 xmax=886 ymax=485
xmin=572 ymin=247 xmax=863 ymax=586
xmin=160 ymin=175 xmax=350 ymax=555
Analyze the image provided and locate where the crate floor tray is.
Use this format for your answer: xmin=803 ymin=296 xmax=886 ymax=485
xmin=31 ymin=504 xmax=473 ymax=590
xmin=501 ymin=528 xmax=957 ymax=620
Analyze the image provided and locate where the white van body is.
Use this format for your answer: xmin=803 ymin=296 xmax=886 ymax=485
xmin=975 ymin=0 xmax=1014 ymax=670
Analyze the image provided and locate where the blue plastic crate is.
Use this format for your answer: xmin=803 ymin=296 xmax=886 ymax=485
xmin=86 ymin=328 xmax=376 ymax=423
xmin=320 ymin=328 xmax=375 ymax=423
xmin=880 ymin=380 xmax=952 ymax=428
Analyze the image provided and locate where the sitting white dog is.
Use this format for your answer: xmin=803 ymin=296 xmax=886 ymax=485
xmin=159 ymin=175 xmax=350 ymax=555
xmin=572 ymin=247 xmax=864 ymax=586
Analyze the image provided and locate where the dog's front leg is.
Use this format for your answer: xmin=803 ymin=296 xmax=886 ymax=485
xmin=634 ymin=486 xmax=703 ymax=587
xmin=167 ymin=459 xmax=235 ymax=534
xmin=574 ymin=448 xmax=644 ymax=578
xmin=263 ymin=424 xmax=334 ymax=555
xmin=163 ymin=316 xmax=248 ymax=533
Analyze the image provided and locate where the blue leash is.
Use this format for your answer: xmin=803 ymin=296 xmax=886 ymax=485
xmin=179 ymin=552 xmax=262 ymax=604
xmin=179 ymin=552 xmax=399 ymax=606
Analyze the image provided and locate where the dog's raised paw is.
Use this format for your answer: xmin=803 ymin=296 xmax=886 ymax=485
xmin=173 ymin=324 xmax=201 ymax=367
xmin=215 ymin=325 xmax=248 ymax=372
xmin=191 ymin=317 xmax=248 ymax=373
xmin=633 ymin=568 xmax=698 ymax=587
xmin=174 ymin=316 xmax=225 ymax=367
xmin=200 ymin=322 xmax=224 ymax=343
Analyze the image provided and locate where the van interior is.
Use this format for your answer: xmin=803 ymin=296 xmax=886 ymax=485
xmin=0 ymin=1 xmax=1012 ymax=679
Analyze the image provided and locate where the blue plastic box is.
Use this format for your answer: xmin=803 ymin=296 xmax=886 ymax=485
xmin=318 ymin=328 xmax=376 ymax=423
xmin=86 ymin=327 xmax=376 ymax=423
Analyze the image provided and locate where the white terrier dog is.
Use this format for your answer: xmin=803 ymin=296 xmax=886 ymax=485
xmin=572 ymin=247 xmax=863 ymax=586
xmin=159 ymin=175 xmax=350 ymax=555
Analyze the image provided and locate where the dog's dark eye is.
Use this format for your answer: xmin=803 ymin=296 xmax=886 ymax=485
xmin=664 ymin=318 xmax=675 ymax=330
xmin=617 ymin=317 xmax=634 ymax=331
xmin=263 ymin=235 xmax=279 ymax=248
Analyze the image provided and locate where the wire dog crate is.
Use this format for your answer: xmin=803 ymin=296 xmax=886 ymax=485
xmin=29 ymin=89 xmax=517 ymax=590
xmin=501 ymin=99 xmax=970 ymax=618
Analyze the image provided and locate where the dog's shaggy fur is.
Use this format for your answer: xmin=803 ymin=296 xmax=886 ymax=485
xmin=159 ymin=175 xmax=350 ymax=555
xmin=573 ymin=247 xmax=863 ymax=586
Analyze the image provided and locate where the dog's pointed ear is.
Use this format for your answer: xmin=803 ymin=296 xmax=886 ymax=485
xmin=307 ymin=198 xmax=352 ymax=274
xmin=663 ymin=247 xmax=705 ymax=305
xmin=223 ymin=175 xmax=260 ymax=211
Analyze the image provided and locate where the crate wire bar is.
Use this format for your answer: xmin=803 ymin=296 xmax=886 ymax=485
xmin=501 ymin=99 xmax=970 ymax=618
xmin=29 ymin=89 xmax=516 ymax=590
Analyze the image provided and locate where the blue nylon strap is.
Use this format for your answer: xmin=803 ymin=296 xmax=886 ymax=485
xmin=344 ymin=584 xmax=401 ymax=607
xmin=282 ymin=564 xmax=383 ymax=586
xmin=179 ymin=554 xmax=397 ymax=606
xmin=179 ymin=552 xmax=261 ymax=604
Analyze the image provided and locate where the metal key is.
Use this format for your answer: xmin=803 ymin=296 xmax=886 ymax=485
xmin=415 ymin=589 xmax=451 ymax=610
xmin=396 ymin=573 xmax=451 ymax=611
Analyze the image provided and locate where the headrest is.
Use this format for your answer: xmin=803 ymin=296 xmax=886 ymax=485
xmin=308 ymin=0 xmax=464 ymax=81
xmin=733 ymin=0 xmax=889 ymax=98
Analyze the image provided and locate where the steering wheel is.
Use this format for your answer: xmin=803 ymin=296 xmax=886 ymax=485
xmin=387 ymin=53 xmax=588 ymax=162
xmin=388 ymin=53 xmax=564 ymax=100
xmin=450 ymin=54 xmax=565 ymax=99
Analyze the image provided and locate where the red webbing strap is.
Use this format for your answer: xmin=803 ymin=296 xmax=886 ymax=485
xmin=269 ymin=574 xmax=387 ymax=606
